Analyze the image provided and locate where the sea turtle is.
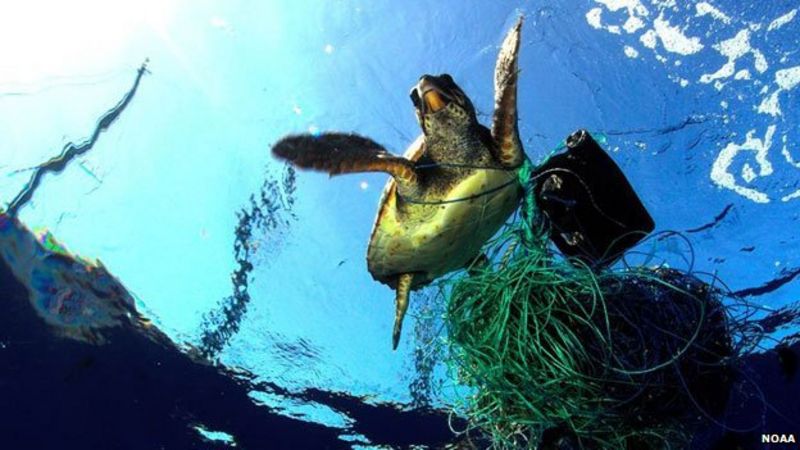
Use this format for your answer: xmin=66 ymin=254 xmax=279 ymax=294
xmin=272 ymin=18 xmax=526 ymax=349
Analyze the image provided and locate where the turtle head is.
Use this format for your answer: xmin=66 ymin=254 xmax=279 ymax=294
xmin=410 ymin=74 xmax=477 ymax=136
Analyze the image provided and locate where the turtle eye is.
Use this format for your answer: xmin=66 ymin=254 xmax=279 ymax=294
xmin=439 ymin=74 xmax=461 ymax=96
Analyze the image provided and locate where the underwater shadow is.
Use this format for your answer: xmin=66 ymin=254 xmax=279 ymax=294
xmin=0 ymin=217 xmax=459 ymax=449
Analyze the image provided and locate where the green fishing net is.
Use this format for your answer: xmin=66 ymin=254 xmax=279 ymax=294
xmin=441 ymin=161 xmax=735 ymax=449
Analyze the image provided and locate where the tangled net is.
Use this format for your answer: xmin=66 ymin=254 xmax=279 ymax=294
xmin=441 ymin=164 xmax=741 ymax=449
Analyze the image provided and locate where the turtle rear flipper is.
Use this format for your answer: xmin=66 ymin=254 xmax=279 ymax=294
xmin=491 ymin=16 xmax=524 ymax=169
xmin=272 ymin=133 xmax=418 ymax=187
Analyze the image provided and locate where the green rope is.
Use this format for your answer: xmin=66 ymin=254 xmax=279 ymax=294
xmin=516 ymin=158 xmax=537 ymax=244
xmin=439 ymin=148 xmax=735 ymax=450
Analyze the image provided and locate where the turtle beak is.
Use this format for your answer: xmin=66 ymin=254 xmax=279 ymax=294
xmin=412 ymin=76 xmax=450 ymax=114
xmin=422 ymin=90 xmax=446 ymax=112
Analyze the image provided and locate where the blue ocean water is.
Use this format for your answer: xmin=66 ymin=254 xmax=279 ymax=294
xmin=1 ymin=1 xmax=799 ymax=448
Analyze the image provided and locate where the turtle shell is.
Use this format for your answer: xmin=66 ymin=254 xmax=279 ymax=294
xmin=366 ymin=135 xmax=522 ymax=289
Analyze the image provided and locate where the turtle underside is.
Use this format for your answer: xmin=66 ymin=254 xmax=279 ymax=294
xmin=366 ymin=137 xmax=521 ymax=289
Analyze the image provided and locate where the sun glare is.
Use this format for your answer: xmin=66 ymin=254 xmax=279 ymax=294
xmin=0 ymin=0 xmax=176 ymax=84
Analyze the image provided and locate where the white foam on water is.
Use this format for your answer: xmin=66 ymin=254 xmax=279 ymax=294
xmin=586 ymin=7 xmax=603 ymax=29
xmin=623 ymin=15 xmax=646 ymax=33
xmin=700 ymin=29 xmax=767 ymax=85
xmin=783 ymin=190 xmax=800 ymax=202
xmin=695 ymin=2 xmax=732 ymax=24
xmin=652 ymin=0 xmax=677 ymax=9
xmin=741 ymin=163 xmax=757 ymax=183
xmin=587 ymin=2 xmax=646 ymax=34
xmin=710 ymin=125 xmax=776 ymax=203
xmin=776 ymin=65 xmax=800 ymax=89
xmin=582 ymin=1 xmax=797 ymax=206
xmin=640 ymin=29 xmax=658 ymax=48
xmin=757 ymin=65 xmax=800 ymax=116
xmin=668 ymin=73 xmax=689 ymax=86
xmin=753 ymin=49 xmax=769 ymax=73
xmin=596 ymin=0 xmax=649 ymax=17
xmin=783 ymin=134 xmax=800 ymax=169
xmin=768 ymin=9 xmax=797 ymax=31
xmin=653 ymin=13 xmax=704 ymax=55
xmin=757 ymin=90 xmax=782 ymax=116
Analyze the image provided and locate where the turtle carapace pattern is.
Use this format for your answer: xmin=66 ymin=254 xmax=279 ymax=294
xmin=272 ymin=18 xmax=526 ymax=349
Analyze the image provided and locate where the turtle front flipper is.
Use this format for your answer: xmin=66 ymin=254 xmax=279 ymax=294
xmin=491 ymin=17 xmax=525 ymax=169
xmin=392 ymin=273 xmax=413 ymax=350
xmin=272 ymin=133 xmax=418 ymax=188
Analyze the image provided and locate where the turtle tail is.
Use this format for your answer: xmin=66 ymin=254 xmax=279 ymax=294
xmin=392 ymin=273 xmax=413 ymax=350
